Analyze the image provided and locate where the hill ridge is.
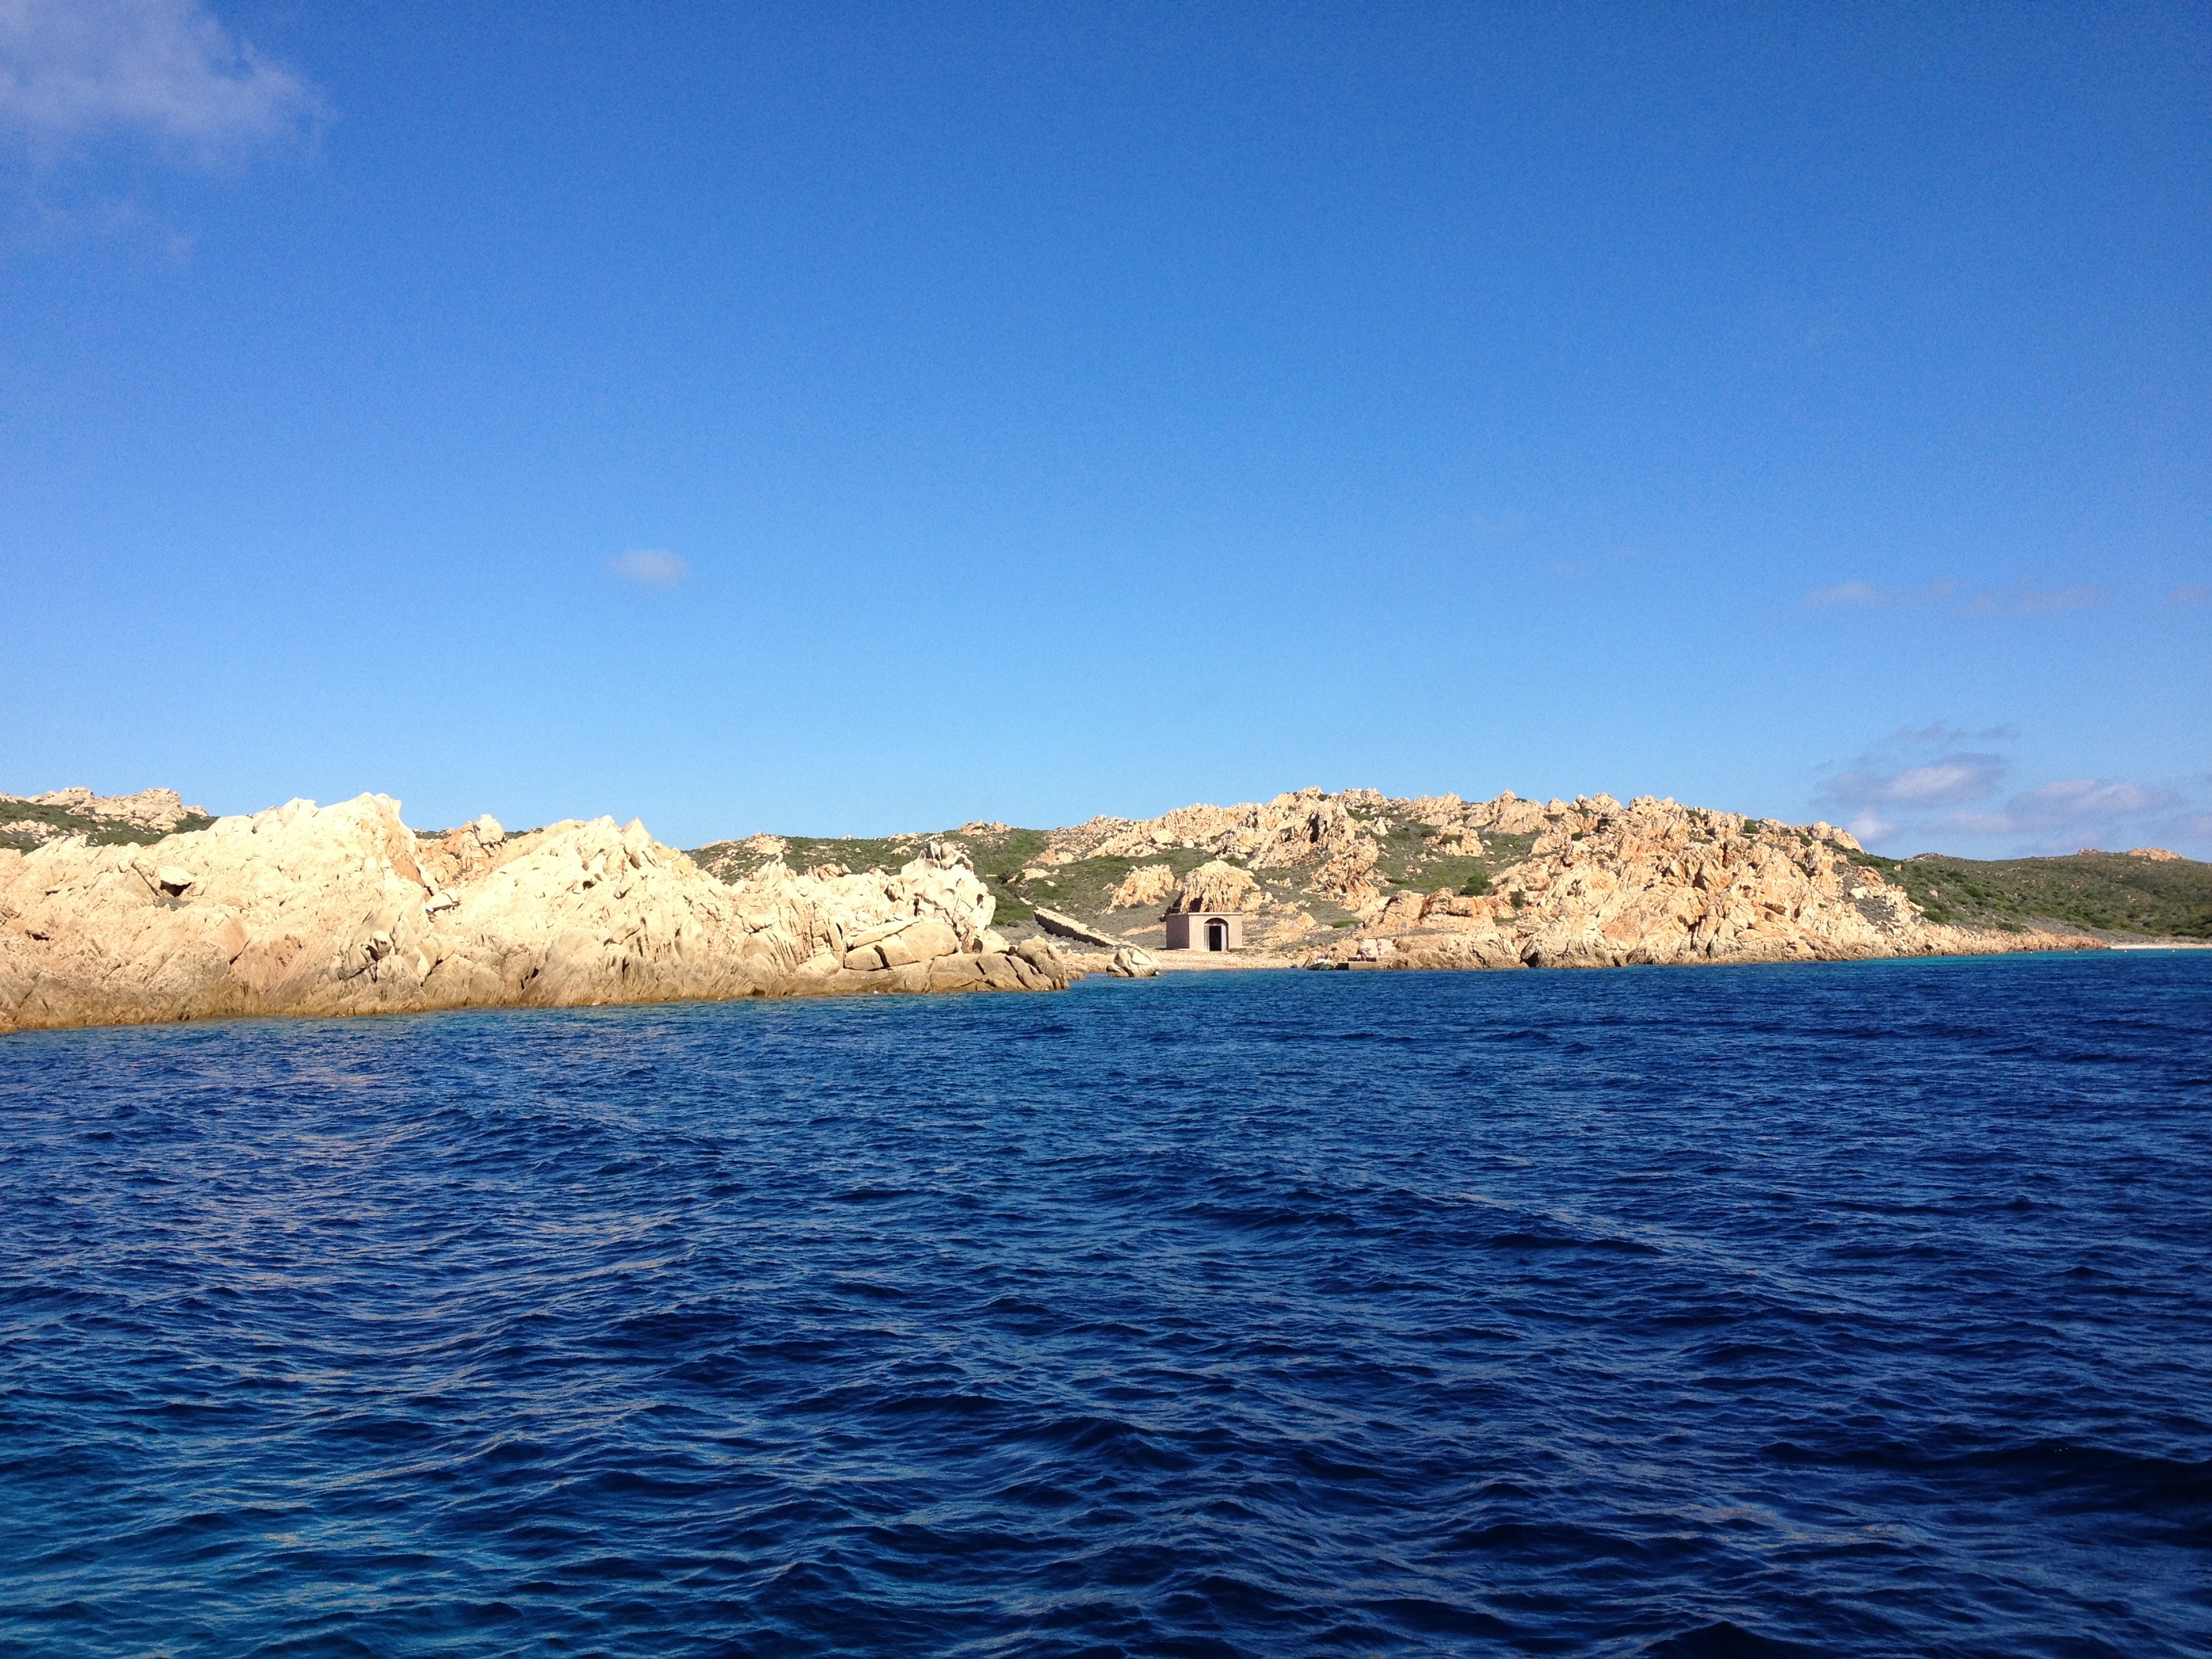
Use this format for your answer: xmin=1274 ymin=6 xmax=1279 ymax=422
xmin=691 ymin=785 xmax=2207 ymax=958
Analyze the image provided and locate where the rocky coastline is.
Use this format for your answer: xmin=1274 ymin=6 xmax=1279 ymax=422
xmin=1303 ymin=792 xmax=2103 ymax=970
xmin=0 ymin=794 xmax=1071 ymax=1036
xmin=989 ymin=787 xmax=2107 ymax=969
xmin=0 ymin=781 xmax=2133 ymax=1036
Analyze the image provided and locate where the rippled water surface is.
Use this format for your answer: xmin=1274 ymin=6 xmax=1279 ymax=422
xmin=3 ymin=953 xmax=2208 ymax=1657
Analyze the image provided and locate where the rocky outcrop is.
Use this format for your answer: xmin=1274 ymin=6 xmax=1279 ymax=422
xmin=1 ymin=785 xmax=212 ymax=845
xmin=5 ymin=785 xmax=211 ymax=832
xmin=1311 ymin=842 xmax=1382 ymax=909
xmin=0 ymin=798 xmax=1071 ymax=1036
xmin=1107 ymin=863 xmax=1179 ymax=909
xmin=1309 ymin=794 xmax=2097 ymax=970
xmin=1169 ymin=860 xmax=1263 ymax=914
xmin=1027 ymin=789 xmax=1392 ymax=914
xmin=1035 ymin=787 xmax=1372 ymax=872
xmin=2127 ymin=848 xmax=2183 ymax=862
xmin=1003 ymin=785 xmax=2032 ymax=962
xmin=1107 ymin=945 xmax=1160 ymax=978
xmin=702 ymin=783 xmax=2130 ymax=971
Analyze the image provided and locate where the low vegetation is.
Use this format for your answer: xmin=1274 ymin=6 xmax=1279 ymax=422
xmin=689 ymin=825 xmax=1057 ymax=921
xmin=1018 ymin=847 xmax=1214 ymax=921
xmin=0 ymin=800 xmax=217 ymax=854
xmin=1847 ymin=849 xmax=2211 ymax=939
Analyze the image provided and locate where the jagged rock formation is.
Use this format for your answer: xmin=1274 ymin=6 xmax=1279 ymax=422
xmin=901 ymin=784 xmax=2106 ymax=967
xmin=1107 ymin=863 xmax=1179 ymax=909
xmin=1041 ymin=787 xmax=1374 ymax=870
xmin=1 ymin=786 xmax=213 ymax=847
xmin=964 ymin=787 xmax=2106 ymax=968
xmin=1025 ymin=787 xmax=1572 ymax=915
xmin=1313 ymin=794 xmax=2097 ymax=970
xmin=0 ymin=796 xmax=1071 ymax=1036
xmin=3 ymin=785 xmax=210 ymax=832
xmin=1170 ymin=860 xmax=1264 ymax=914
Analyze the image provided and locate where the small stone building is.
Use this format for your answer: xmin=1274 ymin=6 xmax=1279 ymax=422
xmin=1163 ymin=911 xmax=1245 ymax=952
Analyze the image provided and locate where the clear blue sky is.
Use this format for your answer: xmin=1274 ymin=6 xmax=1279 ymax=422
xmin=3 ymin=2 xmax=2206 ymax=856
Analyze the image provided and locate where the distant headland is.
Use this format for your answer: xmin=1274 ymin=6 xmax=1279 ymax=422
xmin=4 ymin=783 xmax=2203 ymax=1034
xmin=691 ymin=787 xmax=2204 ymax=970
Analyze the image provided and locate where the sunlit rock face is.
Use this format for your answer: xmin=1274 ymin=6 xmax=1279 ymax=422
xmin=0 ymin=798 xmax=1069 ymax=1035
xmin=1316 ymin=794 xmax=2094 ymax=970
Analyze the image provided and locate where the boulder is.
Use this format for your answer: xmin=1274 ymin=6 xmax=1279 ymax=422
xmin=926 ymin=954 xmax=986 ymax=990
xmin=876 ymin=916 xmax=959 ymax=968
xmin=1107 ymin=863 xmax=1178 ymax=909
xmin=975 ymin=951 xmax=1026 ymax=990
xmin=1168 ymin=860 xmax=1263 ymax=914
xmin=1014 ymin=936 xmax=1067 ymax=976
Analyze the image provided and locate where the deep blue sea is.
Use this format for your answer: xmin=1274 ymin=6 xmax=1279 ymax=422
xmin=2 ymin=953 xmax=2208 ymax=1658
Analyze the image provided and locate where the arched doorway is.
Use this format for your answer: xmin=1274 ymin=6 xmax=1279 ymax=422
xmin=1206 ymin=918 xmax=1228 ymax=952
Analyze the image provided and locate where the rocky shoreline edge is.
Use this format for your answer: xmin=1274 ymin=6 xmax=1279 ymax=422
xmin=0 ymin=795 xmax=1084 ymax=1037
xmin=1029 ymin=789 xmax=2108 ymax=974
xmin=1 ymin=788 xmax=2114 ymax=1036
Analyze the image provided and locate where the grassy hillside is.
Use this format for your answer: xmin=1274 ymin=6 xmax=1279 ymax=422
xmin=1847 ymin=849 xmax=2211 ymax=939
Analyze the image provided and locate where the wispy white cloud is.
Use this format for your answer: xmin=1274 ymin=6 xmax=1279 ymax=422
xmin=1891 ymin=721 xmax=2018 ymax=745
xmin=1819 ymin=752 xmax=2009 ymax=815
xmin=2008 ymin=778 xmax=2179 ymax=827
xmin=1805 ymin=579 xmax=1881 ymax=608
xmin=609 ymin=548 xmax=690 ymax=587
xmin=1803 ymin=579 xmax=1959 ymax=609
xmin=1933 ymin=778 xmax=2186 ymax=850
xmin=1957 ymin=584 xmax=2107 ymax=617
xmin=1814 ymin=727 xmax=2204 ymax=855
xmin=1814 ymin=742 xmax=2010 ymax=848
xmin=2163 ymin=583 xmax=2209 ymax=608
xmin=1803 ymin=579 xmax=2116 ymax=618
xmin=0 ymin=0 xmax=321 ymax=163
xmin=1465 ymin=510 xmax=1528 ymax=537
